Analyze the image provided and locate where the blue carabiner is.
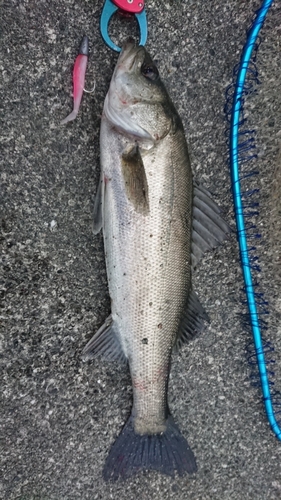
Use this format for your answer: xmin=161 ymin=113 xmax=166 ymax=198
xmin=100 ymin=0 xmax=148 ymax=52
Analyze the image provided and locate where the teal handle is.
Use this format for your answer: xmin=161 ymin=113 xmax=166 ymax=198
xmin=100 ymin=0 xmax=147 ymax=52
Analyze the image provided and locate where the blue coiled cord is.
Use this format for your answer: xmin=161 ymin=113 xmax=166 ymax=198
xmin=229 ymin=0 xmax=281 ymax=439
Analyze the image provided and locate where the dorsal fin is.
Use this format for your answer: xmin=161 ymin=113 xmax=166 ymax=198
xmin=175 ymin=290 xmax=209 ymax=350
xmin=192 ymin=183 xmax=232 ymax=269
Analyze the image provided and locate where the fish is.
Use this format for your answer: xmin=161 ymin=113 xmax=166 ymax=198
xmin=82 ymin=41 xmax=231 ymax=481
xmin=61 ymin=35 xmax=89 ymax=125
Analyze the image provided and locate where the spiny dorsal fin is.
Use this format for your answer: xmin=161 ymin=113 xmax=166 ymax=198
xmin=122 ymin=145 xmax=149 ymax=215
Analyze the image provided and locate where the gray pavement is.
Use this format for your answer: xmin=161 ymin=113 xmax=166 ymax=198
xmin=1 ymin=1 xmax=281 ymax=499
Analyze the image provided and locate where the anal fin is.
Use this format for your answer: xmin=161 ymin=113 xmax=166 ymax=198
xmin=82 ymin=315 xmax=127 ymax=363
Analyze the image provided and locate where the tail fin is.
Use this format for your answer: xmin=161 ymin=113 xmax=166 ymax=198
xmin=103 ymin=414 xmax=197 ymax=481
xmin=60 ymin=110 xmax=78 ymax=125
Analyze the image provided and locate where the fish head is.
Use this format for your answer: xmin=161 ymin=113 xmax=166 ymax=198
xmin=113 ymin=40 xmax=163 ymax=102
xmin=104 ymin=41 xmax=176 ymax=146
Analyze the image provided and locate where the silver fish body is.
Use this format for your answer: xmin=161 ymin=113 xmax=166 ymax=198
xmin=83 ymin=42 xmax=230 ymax=481
xmin=101 ymin=99 xmax=192 ymax=435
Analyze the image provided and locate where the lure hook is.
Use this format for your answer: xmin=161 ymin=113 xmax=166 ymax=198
xmin=83 ymin=82 xmax=96 ymax=94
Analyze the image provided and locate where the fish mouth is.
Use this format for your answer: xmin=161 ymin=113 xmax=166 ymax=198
xmin=121 ymin=37 xmax=137 ymax=53
xmin=104 ymin=39 xmax=154 ymax=143
xmin=117 ymin=39 xmax=145 ymax=73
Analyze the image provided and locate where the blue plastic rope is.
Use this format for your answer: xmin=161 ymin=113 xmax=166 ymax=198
xmin=229 ymin=0 xmax=281 ymax=439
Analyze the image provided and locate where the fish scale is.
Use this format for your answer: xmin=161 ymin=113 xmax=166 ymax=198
xmin=102 ymin=120 xmax=192 ymax=432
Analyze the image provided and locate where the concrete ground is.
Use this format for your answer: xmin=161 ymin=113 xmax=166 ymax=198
xmin=1 ymin=1 xmax=281 ymax=499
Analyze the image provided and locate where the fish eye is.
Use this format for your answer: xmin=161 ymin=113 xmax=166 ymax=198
xmin=141 ymin=63 xmax=159 ymax=81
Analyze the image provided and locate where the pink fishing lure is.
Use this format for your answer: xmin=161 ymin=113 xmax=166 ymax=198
xmin=61 ymin=35 xmax=89 ymax=125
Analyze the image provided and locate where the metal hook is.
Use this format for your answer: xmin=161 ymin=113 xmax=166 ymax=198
xmin=84 ymin=81 xmax=96 ymax=94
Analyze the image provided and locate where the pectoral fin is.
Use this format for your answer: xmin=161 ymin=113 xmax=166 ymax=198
xmin=121 ymin=145 xmax=149 ymax=215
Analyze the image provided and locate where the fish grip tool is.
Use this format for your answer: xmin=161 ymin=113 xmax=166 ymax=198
xmin=100 ymin=0 xmax=147 ymax=51
xmin=226 ymin=0 xmax=281 ymax=440
xmin=61 ymin=1 xmax=148 ymax=123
